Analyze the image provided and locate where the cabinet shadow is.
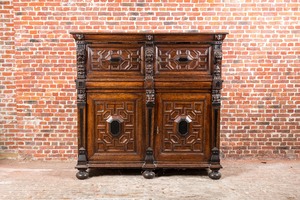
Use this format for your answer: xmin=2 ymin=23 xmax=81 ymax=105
xmin=88 ymin=168 xmax=208 ymax=178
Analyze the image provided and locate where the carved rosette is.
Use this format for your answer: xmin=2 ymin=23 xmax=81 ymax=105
xmin=145 ymin=35 xmax=155 ymax=106
xmin=212 ymin=35 xmax=223 ymax=106
xmin=75 ymin=35 xmax=87 ymax=103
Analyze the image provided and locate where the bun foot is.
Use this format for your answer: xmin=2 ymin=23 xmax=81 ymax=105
xmin=209 ymin=170 xmax=221 ymax=180
xmin=142 ymin=170 xmax=155 ymax=179
xmin=76 ymin=169 xmax=89 ymax=180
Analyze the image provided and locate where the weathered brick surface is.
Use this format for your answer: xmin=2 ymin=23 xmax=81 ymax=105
xmin=1 ymin=0 xmax=299 ymax=160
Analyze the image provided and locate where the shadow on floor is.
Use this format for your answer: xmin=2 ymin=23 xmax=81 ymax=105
xmin=88 ymin=168 xmax=208 ymax=178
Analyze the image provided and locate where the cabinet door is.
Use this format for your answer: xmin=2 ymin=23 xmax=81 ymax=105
xmin=155 ymin=93 xmax=211 ymax=164
xmin=87 ymin=92 xmax=145 ymax=163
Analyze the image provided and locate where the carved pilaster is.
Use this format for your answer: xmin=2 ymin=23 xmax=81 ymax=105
xmin=144 ymin=34 xmax=155 ymax=106
xmin=73 ymin=34 xmax=88 ymax=177
xmin=212 ymin=40 xmax=223 ymax=106
xmin=76 ymin=39 xmax=87 ymax=104
xmin=209 ymin=35 xmax=225 ymax=180
xmin=143 ymin=35 xmax=156 ymax=177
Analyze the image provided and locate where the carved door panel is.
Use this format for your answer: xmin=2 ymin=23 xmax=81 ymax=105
xmin=87 ymin=92 xmax=145 ymax=163
xmin=154 ymin=93 xmax=211 ymax=163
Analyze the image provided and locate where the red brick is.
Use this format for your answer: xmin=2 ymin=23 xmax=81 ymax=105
xmin=0 ymin=0 xmax=299 ymax=160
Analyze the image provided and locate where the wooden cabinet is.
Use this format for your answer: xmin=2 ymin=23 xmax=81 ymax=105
xmin=71 ymin=33 xmax=228 ymax=179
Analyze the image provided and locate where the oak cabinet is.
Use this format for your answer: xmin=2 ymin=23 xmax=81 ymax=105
xmin=71 ymin=32 xmax=228 ymax=179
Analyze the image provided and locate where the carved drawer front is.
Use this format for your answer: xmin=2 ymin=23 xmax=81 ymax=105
xmin=86 ymin=44 xmax=144 ymax=78
xmin=87 ymin=92 xmax=145 ymax=162
xmin=155 ymin=92 xmax=211 ymax=162
xmin=155 ymin=44 xmax=212 ymax=78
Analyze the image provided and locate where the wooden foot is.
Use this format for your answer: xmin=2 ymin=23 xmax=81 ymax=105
xmin=142 ymin=170 xmax=155 ymax=179
xmin=209 ymin=170 xmax=221 ymax=180
xmin=209 ymin=147 xmax=222 ymax=180
xmin=76 ymin=169 xmax=89 ymax=180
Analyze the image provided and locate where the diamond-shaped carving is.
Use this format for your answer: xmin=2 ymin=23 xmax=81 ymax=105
xmin=174 ymin=115 xmax=192 ymax=136
xmin=157 ymin=47 xmax=209 ymax=71
xmin=95 ymin=101 xmax=136 ymax=153
xmin=106 ymin=115 xmax=124 ymax=137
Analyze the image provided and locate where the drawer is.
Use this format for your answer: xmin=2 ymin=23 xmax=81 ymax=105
xmin=86 ymin=44 xmax=144 ymax=80
xmin=155 ymin=44 xmax=213 ymax=80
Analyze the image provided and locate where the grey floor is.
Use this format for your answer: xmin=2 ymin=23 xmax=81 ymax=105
xmin=0 ymin=159 xmax=299 ymax=200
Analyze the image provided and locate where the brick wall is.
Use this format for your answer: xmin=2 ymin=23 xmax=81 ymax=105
xmin=0 ymin=0 xmax=17 ymax=159
xmin=1 ymin=0 xmax=299 ymax=160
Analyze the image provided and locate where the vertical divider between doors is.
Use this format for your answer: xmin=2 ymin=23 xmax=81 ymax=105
xmin=143 ymin=34 xmax=157 ymax=171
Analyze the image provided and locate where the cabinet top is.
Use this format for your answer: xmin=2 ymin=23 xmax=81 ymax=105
xmin=70 ymin=32 xmax=228 ymax=43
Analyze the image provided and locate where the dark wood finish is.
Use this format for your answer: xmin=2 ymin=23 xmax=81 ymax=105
xmin=71 ymin=32 xmax=228 ymax=179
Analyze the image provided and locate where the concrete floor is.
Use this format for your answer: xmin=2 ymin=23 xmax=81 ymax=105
xmin=0 ymin=159 xmax=299 ymax=200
